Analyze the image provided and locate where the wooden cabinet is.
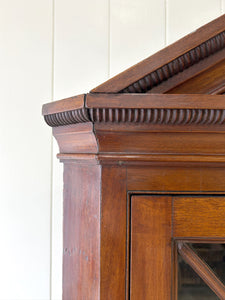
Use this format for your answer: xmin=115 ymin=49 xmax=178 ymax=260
xmin=43 ymin=14 xmax=225 ymax=300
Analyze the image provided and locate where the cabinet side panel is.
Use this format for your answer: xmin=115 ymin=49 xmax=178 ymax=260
xmin=101 ymin=166 xmax=127 ymax=299
xmin=63 ymin=163 xmax=101 ymax=299
xmin=130 ymin=196 xmax=172 ymax=300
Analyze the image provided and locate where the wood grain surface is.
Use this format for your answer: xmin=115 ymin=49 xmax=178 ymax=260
xmin=42 ymin=94 xmax=85 ymax=115
xmin=127 ymin=167 xmax=225 ymax=192
xmin=173 ymin=197 xmax=225 ymax=237
xmin=100 ymin=166 xmax=127 ymax=299
xmin=86 ymin=93 xmax=225 ymax=109
xmin=63 ymin=163 xmax=101 ymax=299
xmin=130 ymin=196 xmax=172 ymax=299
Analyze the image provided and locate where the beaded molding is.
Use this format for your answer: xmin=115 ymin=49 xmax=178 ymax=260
xmin=44 ymin=108 xmax=225 ymax=127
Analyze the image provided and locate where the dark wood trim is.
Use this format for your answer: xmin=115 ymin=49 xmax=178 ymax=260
xmin=100 ymin=166 xmax=127 ymax=299
xmin=167 ymin=59 xmax=225 ymax=95
xmin=173 ymin=197 xmax=225 ymax=237
xmin=174 ymin=238 xmax=225 ymax=243
xmin=53 ymin=123 xmax=98 ymax=154
xmin=130 ymin=195 xmax=172 ymax=299
xmin=86 ymin=94 xmax=225 ymax=109
xmin=42 ymin=94 xmax=85 ymax=115
xmin=147 ymin=50 xmax=225 ymax=94
xmin=89 ymin=108 xmax=225 ymax=125
xmin=172 ymin=242 xmax=178 ymax=300
xmin=43 ymin=94 xmax=225 ymax=128
xmin=97 ymin=154 xmax=225 ymax=164
xmin=44 ymin=107 xmax=89 ymax=127
xmin=177 ymin=242 xmax=225 ymax=299
xmin=45 ymin=107 xmax=225 ymax=127
xmin=127 ymin=167 xmax=225 ymax=192
xmin=63 ymin=163 xmax=101 ymax=299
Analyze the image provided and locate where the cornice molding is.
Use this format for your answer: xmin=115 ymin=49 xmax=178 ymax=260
xmin=44 ymin=107 xmax=225 ymax=127
xmin=90 ymin=108 xmax=225 ymax=125
xmin=44 ymin=107 xmax=89 ymax=127
xmin=43 ymin=94 xmax=225 ymax=127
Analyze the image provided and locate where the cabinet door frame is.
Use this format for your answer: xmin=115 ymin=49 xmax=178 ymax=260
xmin=128 ymin=194 xmax=225 ymax=300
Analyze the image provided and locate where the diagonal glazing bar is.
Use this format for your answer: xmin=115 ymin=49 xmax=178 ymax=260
xmin=177 ymin=242 xmax=225 ymax=300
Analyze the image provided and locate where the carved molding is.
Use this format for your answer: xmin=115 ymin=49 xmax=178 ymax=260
xmin=44 ymin=108 xmax=90 ymax=127
xmin=120 ymin=31 xmax=225 ymax=93
xmin=44 ymin=107 xmax=225 ymax=127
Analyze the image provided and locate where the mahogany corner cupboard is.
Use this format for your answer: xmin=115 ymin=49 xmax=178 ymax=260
xmin=43 ymin=15 xmax=225 ymax=300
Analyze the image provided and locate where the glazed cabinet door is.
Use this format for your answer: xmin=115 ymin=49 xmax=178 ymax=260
xmin=130 ymin=196 xmax=225 ymax=300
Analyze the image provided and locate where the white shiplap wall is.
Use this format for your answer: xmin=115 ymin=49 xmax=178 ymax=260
xmin=167 ymin=0 xmax=222 ymax=44
xmin=110 ymin=0 xmax=166 ymax=76
xmin=0 ymin=1 xmax=224 ymax=299
xmin=0 ymin=0 xmax=52 ymax=299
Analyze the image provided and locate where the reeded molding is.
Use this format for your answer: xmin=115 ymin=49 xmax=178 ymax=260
xmin=44 ymin=108 xmax=90 ymax=127
xmin=90 ymin=108 xmax=225 ymax=125
xmin=43 ymin=94 xmax=225 ymax=127
xmin=44 ymin=107 xmax=225 ymax=127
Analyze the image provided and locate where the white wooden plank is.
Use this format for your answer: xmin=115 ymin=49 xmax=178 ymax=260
xmin=110 ymin=0 xmax=166 ymax=77
xmin=54 ymin=0 xmax=109 ymax=99
xmin=222 ymin=0 xmax=225 ymax=13
xmin=167 ymin=0 xmax=222 ymax=44
xmin=51 ymin=140 xmax=63 ymax=300
xmin=52 ymin=1 xmax=109 ymax=299
xmin=0 ymin=1 xmax=52 ymax=299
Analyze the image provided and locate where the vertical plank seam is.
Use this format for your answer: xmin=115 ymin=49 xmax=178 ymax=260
xmin=165 ymin=0 xmax=168 ymax=46
xmin=108 ymin=0 xmax=111 ymax=78
xmin=50 ymin=0 xmax=55 ymax=299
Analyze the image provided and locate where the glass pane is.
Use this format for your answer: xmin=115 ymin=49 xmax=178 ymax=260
xmin=191 ymin=243 xmax=225 ymax=285
xmin=178 ymin=243 xmax=225 ymax=299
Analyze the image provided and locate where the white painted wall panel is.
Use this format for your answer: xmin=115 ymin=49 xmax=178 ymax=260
xmin=0 ymin=0 xmax=52 ymax=299
xmin=52 ymin=1 xmax=109 ymax=299
xmin=222 ymin=0 xmax=225 ymax=13
xmin=110 ymin=0 xmax=166 ymax=77
xmin=51 ymin=142 xmax=63 ymax=300
xmin=167 ymin=0 xmax=221 ymax=44
xmin=54 ymin=0 xmax=109 ymax=100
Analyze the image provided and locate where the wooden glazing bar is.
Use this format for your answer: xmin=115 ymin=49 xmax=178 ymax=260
xmin=177 ymin=242 xmax=225 ymax=300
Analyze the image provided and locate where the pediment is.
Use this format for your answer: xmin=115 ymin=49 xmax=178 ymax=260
xmin=91 ymin=14 xmax=225 ymax=95
xmin=43 ymin=14 xmax=225 ymax=131
xmin=42 ymin=14 xmax=225 ymax=168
